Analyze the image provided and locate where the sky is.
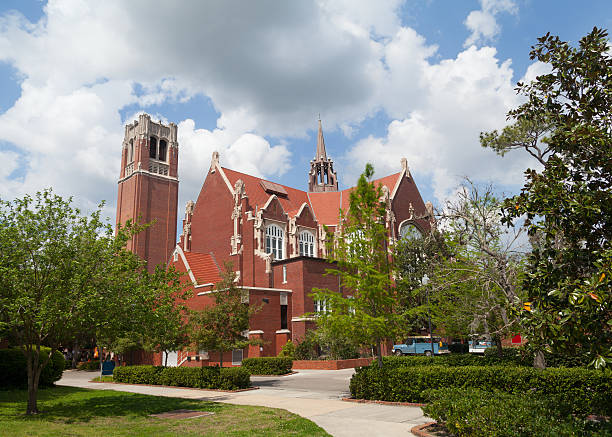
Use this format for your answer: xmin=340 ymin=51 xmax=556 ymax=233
xmin=0 ymin=0 xmax=610 ymax=226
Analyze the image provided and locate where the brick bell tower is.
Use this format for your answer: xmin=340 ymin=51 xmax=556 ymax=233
xmin=116 ymin=114 xmax=179 ymax=272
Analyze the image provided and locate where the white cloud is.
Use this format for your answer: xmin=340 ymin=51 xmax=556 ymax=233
xmin=464 ymin=0 xmax=517 ymax=47
xmin=0 ymin=0 xmax=538 ymax=219
xmin=345 ymin=44 xmax=536 ymax=202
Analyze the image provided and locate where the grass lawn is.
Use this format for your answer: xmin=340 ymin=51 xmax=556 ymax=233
xmin=0 ymin=386 xmax=330 ymax=436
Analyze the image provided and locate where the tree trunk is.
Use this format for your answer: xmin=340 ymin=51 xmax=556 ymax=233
xmin=98 ymin=345 xmax=104 ymax=379
xmin=25 ymin=346 xmax=47 ymax=415
xmin=219 ymin=350 xmax=224 ymax=368
xmin=375 ymin=340 xmax=383 ymax=368
xmin=164 ymin=351 xmax=168 ymax=367
xmin=495 ymin=335 xmax=503 ymax=357
xmin=534 ymin=349 xmax=546 ymax=369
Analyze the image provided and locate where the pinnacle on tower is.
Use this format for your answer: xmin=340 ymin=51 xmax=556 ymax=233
xmin=308 ymin=118 xmax=338 ymax=192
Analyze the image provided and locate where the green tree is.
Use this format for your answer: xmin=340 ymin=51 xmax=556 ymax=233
xmin=395 ymin=228 xmax=446 ymax=335
xmin=425 ymin=181 xmax=525 ymax=352
xmin=140 ymin=266 xmax=191 ymax=367
xmin=0 ymin=189 xmax=186 ymax=414
xmin=312 ymin=164 xmax=402 ymax=368
xmin=481 ymin=28 xmax=612 ymax=368
xmin=189 ymin=263 xmax=261 ymax=367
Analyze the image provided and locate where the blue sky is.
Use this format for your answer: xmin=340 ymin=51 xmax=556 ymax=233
xmin=0 ymin=0 xmax=610 ymax=223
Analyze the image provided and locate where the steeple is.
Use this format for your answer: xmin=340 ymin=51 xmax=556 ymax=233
xmin=308 ymin=118 xmax=338 ymax=192
xmin=316 ymin=118 xmax=327 ymax=160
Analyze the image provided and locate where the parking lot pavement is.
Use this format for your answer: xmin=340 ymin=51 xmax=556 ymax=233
xmin=58 ymin=369 xmax=430 ymax=436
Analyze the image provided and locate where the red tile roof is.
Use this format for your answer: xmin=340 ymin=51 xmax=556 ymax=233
xmin=221 ymin=167 xmax=401 ymax=226
xmin=182 ymin=252 xmax=221 ymax=285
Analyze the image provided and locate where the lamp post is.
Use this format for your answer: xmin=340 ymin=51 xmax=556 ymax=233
xmin=422 ymin=274 xmax=434 ymax=355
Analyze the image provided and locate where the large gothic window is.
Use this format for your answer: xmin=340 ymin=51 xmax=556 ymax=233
xmin=399 ymin=222 xmax=422 ymax=240
xmin=265 ymin=224 xmax=284 ymax=260
xmin=298 ymin=230 xmax=315 ymax=257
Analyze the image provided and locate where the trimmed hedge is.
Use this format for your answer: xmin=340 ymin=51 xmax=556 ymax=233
xmin=113 ymin=365 xmax=250 ymax=390
xmin=378 ymin=353 xmax=521 ymax=368
xmin=241 ymin=357 xmax=293 ymax=375
xmin=384 ymin=348 xmax=589 ymax=368
xmin=77 ymin=360 xmax=101 ymax=371
xmin=350 ymin=365 xmax=612 ymax=416
xmin=423 ymin=387 xmax=612 ymax=436
xmin=0 ymin=347 xmax=65 ymax=388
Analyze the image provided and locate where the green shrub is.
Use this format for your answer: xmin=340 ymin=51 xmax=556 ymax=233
xmin=278 ymin=340 xmax=295 ymax=359
xmin=219 ymin=367 xmax=250 ymax=390
xmin=242 ymin=357 xmax=293 ymax=375
xmin=350 ymin=365 xmax=612 ymax=416
xmin=77 ymin=360 xmax=101 ymax=371
xmin=294 ymin=331 xmax=320 ymax=360
xmin=423 ymin=387 xmax=612 ymax=437
xmin=113 ymin=365 xmax=162 ymax=384
xmin=379 ymin=353 xmax=521 ymax=368
xmin=113 ymin=365 xmax=250 ymax=390
xmin=0 ymin=347 xmax=64 ymax=389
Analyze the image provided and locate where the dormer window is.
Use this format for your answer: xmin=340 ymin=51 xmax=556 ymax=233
xmin=265 ymin=224 xmax=284 ymax=260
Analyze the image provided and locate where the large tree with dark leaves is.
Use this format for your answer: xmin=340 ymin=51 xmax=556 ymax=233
xmin=481 ymin=28 xmax=611 ymax=368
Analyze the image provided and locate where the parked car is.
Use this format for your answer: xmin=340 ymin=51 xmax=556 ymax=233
xmin=468 ymin=338 xmax=496 ymax=354
xmin=393 ymin=336 xmax=450 ymax=356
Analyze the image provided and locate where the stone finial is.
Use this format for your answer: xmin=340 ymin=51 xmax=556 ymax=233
xmin=401 ymin=157 xmax=408 ymax=173
xmin=185 ymin=200 xmax=195 ymax=216
xmin=210 ymin=151 xmax=220 ymax=173
xmin=425 ymin=201 xmax=434 ymax=218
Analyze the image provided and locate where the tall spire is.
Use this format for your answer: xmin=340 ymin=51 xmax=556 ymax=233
xmin=308 ymin=118 xmax=338 ymax=192
xmin=316 ymin=118 xmax=327 ymax=160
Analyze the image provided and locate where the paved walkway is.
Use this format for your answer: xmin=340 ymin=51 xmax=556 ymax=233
xmin=59 ymin=369 xmax=430 ymax=437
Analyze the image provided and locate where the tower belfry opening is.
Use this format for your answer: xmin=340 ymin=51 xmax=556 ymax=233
xmin=308 ymin=119 xmax=338 ymax=192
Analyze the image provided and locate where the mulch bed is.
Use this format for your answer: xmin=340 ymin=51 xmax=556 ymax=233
xmin=341 ymin=397 xmax=426 ymax=407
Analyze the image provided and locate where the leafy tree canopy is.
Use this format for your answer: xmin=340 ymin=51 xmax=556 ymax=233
xmin=481 ymin=28 xmax=612 ymax=368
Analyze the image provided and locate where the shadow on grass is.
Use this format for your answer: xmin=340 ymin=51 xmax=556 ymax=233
xmin=0 ymin=386 xmax=225 ymax=423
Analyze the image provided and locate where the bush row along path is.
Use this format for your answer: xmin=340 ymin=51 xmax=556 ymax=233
xmin=59 ymin=369 xmax=429 ymax=437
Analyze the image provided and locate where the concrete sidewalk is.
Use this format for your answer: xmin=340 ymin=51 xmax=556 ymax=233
xmin=59 ymin=370 xmax=430 ymax=437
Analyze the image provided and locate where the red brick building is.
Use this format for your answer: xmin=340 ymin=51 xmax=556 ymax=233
xmin=117 ymin=115 xmax=433 ymax=366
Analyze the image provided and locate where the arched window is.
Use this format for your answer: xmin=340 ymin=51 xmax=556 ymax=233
xmin=265 ymin=224 xmax=284 ymax=260
xmin=299 ymin=230 xmax=315 ymax=257
xmin=158 ymin=139 xmax=167 ymax=161
xmin=149 ymin=137 xmax=157 ymax=159
xmin=399 ymin=222 xmax=422 ymax=240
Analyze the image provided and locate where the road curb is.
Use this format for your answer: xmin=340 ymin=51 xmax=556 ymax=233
xmin=410 ymin=422 xmax=438 ymax=436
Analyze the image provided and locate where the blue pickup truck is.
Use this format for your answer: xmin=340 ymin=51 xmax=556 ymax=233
xmin=392 ymin=336 xmax=450 ymax=356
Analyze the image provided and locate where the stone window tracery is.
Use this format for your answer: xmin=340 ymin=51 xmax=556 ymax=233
xmin=265 ymin=224 xmax=284 ymax=260
xmin=399 ymin=222 xmax=422 ymax=240
xmin=298 ymin=230 xmax=315 ymax=257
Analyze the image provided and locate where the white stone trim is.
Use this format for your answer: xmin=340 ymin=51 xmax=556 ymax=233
xmin=291 ymin=316 xmax=315 ymax=322
xmin=195 ymin=282 xmax=215 ymax=289
xmin=118 ymin=169 xmax=178 ymax=184
xmin=242 ymin=286 xmax=292 ymax=293
xmin=275 ymin=329 xmax=291 ymax=334
xmin=173 ymin=245 xmax=197 ymax=285
xmin=248 ymin=330 xmax=264 ymax=335
xmin=390 ymin=158 xmax=407 ymax=200
xmin=210 ymin=151 xmax=235 ymax=196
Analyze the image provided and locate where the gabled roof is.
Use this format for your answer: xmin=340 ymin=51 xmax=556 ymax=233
xmin=181 ymin=251 xmax=221 ymax=286
xmin=220 ymin=167 xmax=402 ymax=227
